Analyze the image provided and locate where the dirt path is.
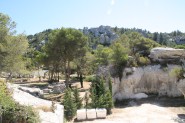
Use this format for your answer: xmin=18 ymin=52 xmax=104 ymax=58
xmin=76 ymin=104 xmax=185 ymax=123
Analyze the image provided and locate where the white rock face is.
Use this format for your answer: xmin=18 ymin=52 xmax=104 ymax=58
xmin=130 ymin=93 xmax=148 ymax=99
xmin=149 ymin=47 xmax=185 ymax=61
xmin=113 ymin=65 xmax=184 ymax=100
xmin=7 ymin=83 xmax=64 ymax=123
xmin=77 ymin=109 xmax=86 ymax=120
xmin=86 ymin=109 xmax=96 ymax=120
xmin=177 ymin=79 xmax=185 ymax=97
xmin=96 ymin=108 xmax=107 ymax=119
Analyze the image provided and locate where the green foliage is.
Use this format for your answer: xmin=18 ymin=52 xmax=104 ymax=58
xmin=0 ymin=80 xmax=15 ymax=109
xmin=95 ymin=45 xmax=113 ymax=66
xmin=0 ymin=80 xmax=40 ymax=123
xmin=89 ymin=77 xmax=113 ymax=113
xmin=2 ymin=105 xmax=40 ymax=123
xmin=170 ymin=67 xmax=184 ymax=80
xmin=137 ymin=56 xmax=151 ymax=66
xmin=84 ymin=75 xmax=96 ymax=82
xmin=0 ymin=13 xmax=29 ymax=76
xmin=45 ymin=28 xmax=88 ymax=85
xmin=63 ymin=88 xmax=76 ymax=121
xmin=111 ymin=41 xmax=128 ymax=80
xmin=174 ymin=45 xmax=185 ymax=49
xmin=73 ymin=87 xmax=82 ymax=109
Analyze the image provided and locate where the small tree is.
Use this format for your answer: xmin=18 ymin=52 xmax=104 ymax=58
xmin=73 ymin=87 xmax=82 ymax=109
xmin=63 ymin=89 xmax=76 ymax=121
xmin=84 ymin=91 xmax=90 ymax=109
xmin=90 ymin=76 xmax=114 ymax=114
xmin=104 ymin=90 xmax=114 ymax=114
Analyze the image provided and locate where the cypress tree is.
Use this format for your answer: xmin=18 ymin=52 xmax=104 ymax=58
xmin=73 ymin=87 xmax=82 ymax=109
xmin=89 ymin=76 xmax=114 ymax=114
xmin=63 ymin=89 xmax=76 ymax=121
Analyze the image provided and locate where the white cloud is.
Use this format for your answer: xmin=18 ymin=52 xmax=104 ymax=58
xmin=111 ymin=0 xmax=116 ymax=6
xmin=107 ymin=9 xmax=112 ymax=15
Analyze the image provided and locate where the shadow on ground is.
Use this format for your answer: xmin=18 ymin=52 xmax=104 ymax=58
xmin=114 ymin=95 xmax=185 ymax=108
xmin=173 ymin=114 xmax=185 ymax=123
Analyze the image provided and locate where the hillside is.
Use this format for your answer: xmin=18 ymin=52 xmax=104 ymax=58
xmin=27 ymin=26 xmax=185 ymax=51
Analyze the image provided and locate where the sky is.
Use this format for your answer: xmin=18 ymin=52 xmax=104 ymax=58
xmin=0 ymin=0 xmax=185 ymax=35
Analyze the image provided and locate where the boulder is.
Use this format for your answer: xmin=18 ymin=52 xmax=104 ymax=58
xmin=130 ymin=93 xmax=148 ymax=99
xmin=149 ymin=47 xmax=185 ymax=62
xmin=77 ymin=109 xmax=86 ymax=121
xmin=43 ymin=88 xmax=51 ymax=93
xmin=96 ymin=108 xmax=107 ymax=119
xmin=18 ymin=86 xmax=42 ymax=96
xmin=52 ymin=83 xmax=66 ymax=94
xmin=86 ymin=109 xmax=96 ymax=120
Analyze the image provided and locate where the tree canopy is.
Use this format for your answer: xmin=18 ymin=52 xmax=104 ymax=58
xmin=0 ymin=13 xmax=29 ymax=77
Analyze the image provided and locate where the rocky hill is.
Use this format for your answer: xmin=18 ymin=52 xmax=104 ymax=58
xmin=81 ymin=25 xmax=119 ymax=45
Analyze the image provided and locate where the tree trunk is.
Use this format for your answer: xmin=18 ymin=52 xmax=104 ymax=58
xmin=58 ymin=72 xmax=60 ymax=82
xmin=65 ymin=61 xmax=70 ymax=88
xmin=80 ymin=73 xmax=83 ymax=88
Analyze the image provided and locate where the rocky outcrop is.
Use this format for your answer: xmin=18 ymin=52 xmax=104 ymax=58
xmin=112 ymin=65 xmax=185 ymax=100
xmin=82 ymin=25 xmax=119 ymax=45
xmin=149 ymin=47 xmax=185 ymax=62
xmin=7 ymin=83 xmax=64 ymax=123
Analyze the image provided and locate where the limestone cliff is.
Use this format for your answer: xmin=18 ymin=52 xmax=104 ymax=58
xmin=113 ymin=65 xmax=185 ymax=100
xmin=111 ymin=47 xmax=185 ymax=100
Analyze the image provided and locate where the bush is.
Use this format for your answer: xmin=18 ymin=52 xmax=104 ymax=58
xmin=89 ymin=76 xmax=113 ymax=114
xmin=63 ymin=89 xmax=76 ymax=121
xmin=84 ymin=75 xmax=96 ymax=82
xmin=137 ymin=56 xmax=150 ymax=66
xmin=73 ymin=87 xmax=82 ymax=109
xmin=170 ymin=67 xmax=184 ymax=80
xmin=0 ymin=80 xmax=40 ymax=123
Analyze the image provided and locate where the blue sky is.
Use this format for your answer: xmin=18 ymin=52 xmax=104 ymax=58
xmin=0 ymin=0 xmax=185 ymax=35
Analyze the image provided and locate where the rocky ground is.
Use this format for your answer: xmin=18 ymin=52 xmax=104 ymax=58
xmin=7 ymin=83 xmax=63 ymax=123
xmin=7 ymin=81 xmax=185 ymax=123
xmin=76 ymin=104 xmax=185 ymax=123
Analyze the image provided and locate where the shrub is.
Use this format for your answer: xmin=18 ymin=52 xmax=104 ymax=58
xmin=89 ymin=76 xmax=113 ymax=114
xmin=170 ymin=67 xmax=184 ymax=80
xmin=73 ymin=87 xmax=82 ymax=109
xmin=63 ymin=89 xmax=76 ymax=121
xmin=137 ymin=56 xmax=150 ymax=66
xmin=0 ymin=80 xmax=40 ymax=123
xmin=84 ymin=75 xmax=96 ymax=82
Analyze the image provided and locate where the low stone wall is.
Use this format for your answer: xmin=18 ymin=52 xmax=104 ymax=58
xmin=77 ymin=108 xmax=107 ymax=121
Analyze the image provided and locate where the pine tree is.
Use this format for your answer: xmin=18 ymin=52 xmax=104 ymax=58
xmin=104 ymin=90 xmax=114 ymax=114
xmin=89 ymin=81 xmax=97 ymax=108
xmin=63 ymin=89 xmax=76 ymax=121
xmin=89 ymin=76 xmax=114 ymax=114
xmin=73 ymin=87 xmax=82 ymax=109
